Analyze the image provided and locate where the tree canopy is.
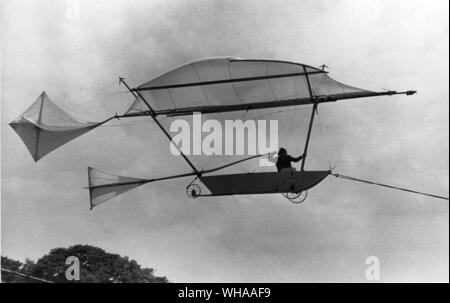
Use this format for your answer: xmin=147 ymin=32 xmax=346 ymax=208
xmin=1 ymin=244 xmax=168 ymax=283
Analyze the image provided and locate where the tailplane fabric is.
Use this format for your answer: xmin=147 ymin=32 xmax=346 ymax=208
xmin=87 ymin=167 xmax=149 ymax=209
xmin=9 ymin=92 xmax=107 ymax=162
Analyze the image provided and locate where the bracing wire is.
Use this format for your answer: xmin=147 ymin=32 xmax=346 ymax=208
xmin=98 ymin=121 xmax=147 ymax=128
xmin=252 ymin=106 xmax=310 ymax=120
xmin=98 ymin=121 xmax=150 ymax=128
xmin=294 ymin=117 xmax=303 ymax=157
xmin=316 ymin=109 xmax=333 ymax=169
xmin=332 ymin=173 xmax=449 ymax=201
xmin=97 ymin=116 xmax=169 ymax=128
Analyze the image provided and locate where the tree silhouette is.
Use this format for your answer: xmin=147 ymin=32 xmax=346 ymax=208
xmin=1 ymin=245 xmax=168 ymax=283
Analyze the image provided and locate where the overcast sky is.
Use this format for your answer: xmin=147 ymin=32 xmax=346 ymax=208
xmin=1 ymin=0 xmax=448 ymax=282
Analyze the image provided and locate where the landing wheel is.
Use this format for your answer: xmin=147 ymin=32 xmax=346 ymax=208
xmin=281 ymin=177 xmax=308 ymax=204
xmin=283 ymin=191 xmax=308 ymax=204
xmin=186 ymin=184 xmax=201 ymax=199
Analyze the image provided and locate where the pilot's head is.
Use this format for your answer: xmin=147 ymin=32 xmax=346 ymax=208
xmin=278 ymin=147 xmax=287 ymax=156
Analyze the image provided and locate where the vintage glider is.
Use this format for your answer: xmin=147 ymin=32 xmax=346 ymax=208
xmin=11 ymin=57 xmax=432 ymax=209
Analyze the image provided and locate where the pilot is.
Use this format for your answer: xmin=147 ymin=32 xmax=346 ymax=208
xmin=269 ymin=148 xmax=305 ymax=172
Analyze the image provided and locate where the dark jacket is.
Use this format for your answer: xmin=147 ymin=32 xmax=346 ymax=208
xmin=276 ymin=155 xmax=304 ymax=172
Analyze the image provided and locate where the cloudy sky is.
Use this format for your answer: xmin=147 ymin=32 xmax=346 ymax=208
xmin=1 ymin=0 xmax=448 ymax=282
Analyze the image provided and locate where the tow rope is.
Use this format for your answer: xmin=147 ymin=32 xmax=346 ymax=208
xmin=332 ymin=173 xmax=449 ymax=201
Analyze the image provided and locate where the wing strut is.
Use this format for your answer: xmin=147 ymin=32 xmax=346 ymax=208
xmin=300 ymin=67 xmax=317 ymax=171
xmin=119 ymin=77 xmax=200 ymax=175
xmin=300 ymin=103 xmax=317 ymax=171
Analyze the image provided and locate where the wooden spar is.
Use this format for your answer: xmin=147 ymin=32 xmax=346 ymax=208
xmin=201 ymin=153 xmax=267 ymax=175
xmin=303 ymin=66 xmax=314 ymax=99
xmin=300 ymin=67 xmax=316 ymax=171
xmin=88 ymin=171 xmax=198 ymax=190
xmin=88 ymin=154 xmax=268 ymax=190
xmin=34 ymin=92 xmax=45 ymax=161
xmin=132 ymin=70 xmax=326 ymax=91
xmin=119 ymin=77 xmax=200 ymax=175
xmin=301 ymin=103 xmax=317 ymax=171
xmin=120 ymin=90 xmax=415 ymax=118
